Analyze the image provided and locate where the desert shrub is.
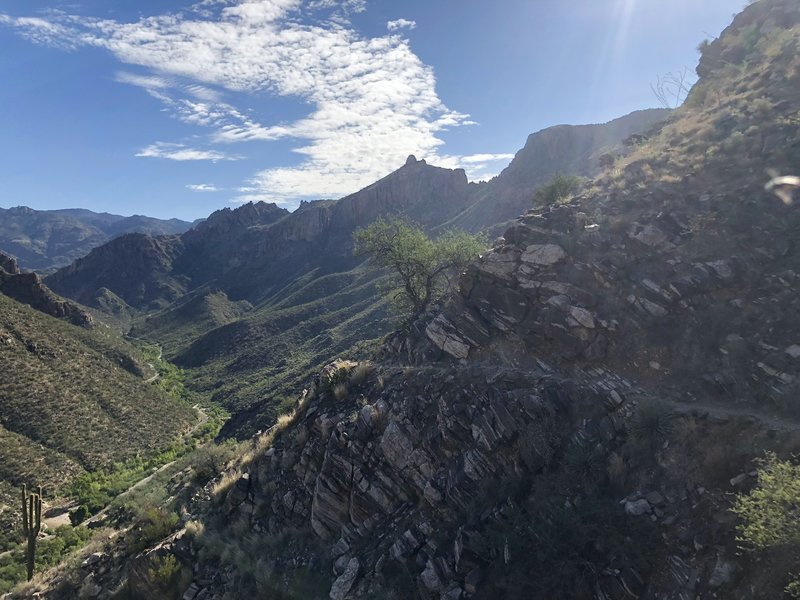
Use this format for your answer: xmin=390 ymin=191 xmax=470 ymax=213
xmin=597 ymin=153 xmax=616 ymax=168
xmin=69 ymin=505 xmax=90 ymax=526
xmin=148 ymin=554 xmax=181 ymax=589
xmin=733 ymin=452 xmax=800 ymax=550
xmin=354 ymin=217 xmax=487 ymax=322
xmin=564 ymin=443 xmax=605 ymax=487
xmin=732 ymin=452 xmax=800 ymax=597
xmin=127 ymin=508 xmax=180 ymax=554
xmin=787 ymin=578 xmax=800 ymax=599
xmin=627 ymin=400 xmax=676 ymax=450
xmin=349 ymin=362 xmax=372 ymax=386
xmin=534 ymin=174 xmax=582 ymax=206
xmin=190 ymin=442 xmax=236 ymax=487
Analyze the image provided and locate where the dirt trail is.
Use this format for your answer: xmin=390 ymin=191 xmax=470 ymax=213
xmin=394 ymin=363 xmax=800 ymax=434
xmin=668 ymin=398 xmax=800 ymax=432
xmin=84 ymin=405 xmax=208 ymax=527
xmin=143 ymin=345 xmax=163 ymax=384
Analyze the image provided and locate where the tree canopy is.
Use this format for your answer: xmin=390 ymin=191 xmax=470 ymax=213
xmin=353 ymin=217 xmax=486 ymax=322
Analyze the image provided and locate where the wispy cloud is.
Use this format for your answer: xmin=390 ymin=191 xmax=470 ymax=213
xmin=387 ymin=18 xmax=416 ymax=32
xmin=136 ymin=142 xmax=238 ymax=162
xmin=459 ymin=153 xmax=514 ymax=164
xmin=186 ymin=183 xmax=221 ymax=192
xmin=433 ymin=152 xmax=514 ymax=182
xmin=1 ymin=1 xmax=477 ymax=204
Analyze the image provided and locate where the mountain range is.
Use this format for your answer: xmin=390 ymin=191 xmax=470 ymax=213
xmin=0 ymin=206 xmax=195 ymax=272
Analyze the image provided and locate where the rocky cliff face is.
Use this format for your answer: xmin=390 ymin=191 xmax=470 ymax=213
xmin=444 ymin=108 xmax=671 ymax=233
xmin=0 ymin=250 xmax=93 ymax=327
xmin=200 ymin=361 xmax=653 ymax=599
xmin=0 ymin=252 xmax=20 ymax=275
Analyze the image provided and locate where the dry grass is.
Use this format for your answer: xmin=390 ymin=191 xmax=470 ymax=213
xmin=215 ymin=389 xmax=313 ymax=498
xmin=349 ymin=361 xmax=373 ymax=386
xmin=333 ymin=382 xmax=349 ymax=400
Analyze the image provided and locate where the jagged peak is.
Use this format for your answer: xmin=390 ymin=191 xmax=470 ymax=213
xmin=196 ymin=201 xmax=288 ymax=232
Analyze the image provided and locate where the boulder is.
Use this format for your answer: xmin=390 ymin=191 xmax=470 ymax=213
xmin=624 ymin=499 xmax=652 ymax=516
xmin=520 ymin=244 xmax=567 ymax=267
xmin=329 ymin=557 xmax=360 ymax=600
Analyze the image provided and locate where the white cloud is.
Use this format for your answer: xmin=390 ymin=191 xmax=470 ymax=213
xmin=433 ymin=152 xmax=514 ymax=183
xmin=459 ymin=153 xmax=514 ymax=164
xmin=115 ymin=71 xmax=172 ymax=90
xmin=1 ymin=2 xmax=472 ymax=203
xmin=186 ymin=183 xmax=221 ymax=191
xmin=386 ymin=18 xmax=416 ymax=32
xmin=136 ymin=142 xmax=239 ymax=162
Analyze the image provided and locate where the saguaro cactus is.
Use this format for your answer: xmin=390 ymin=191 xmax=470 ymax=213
xmin=21 ymin=484 xmax=42 ymax=581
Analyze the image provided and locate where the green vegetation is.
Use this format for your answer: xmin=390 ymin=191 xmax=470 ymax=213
xmin=0 ymin=525 xmax=92 ymax=594
xmin=533 ymin=173 xmax=582 ymax=205
xmin=147 ymin=554 xmax=187 ymax=598
xmin=127 ymin=507 xmax=181 ymax=554
xmin=133 ymin=290 xmax=251 ymax=357
xmin=0 ymin=293 xmax=196 ymax=479
xmin=354 ymin=216 xmax=487 ymax=322
xmin=732 ymin=452 xmax=800 ymax=549
xmin=0 ymin=292 xmax=197 ymax=555
xmin=733 ymin=452 xmax=800 ymax=596
xmin=67 ymin=350 xmax=225 ymax=520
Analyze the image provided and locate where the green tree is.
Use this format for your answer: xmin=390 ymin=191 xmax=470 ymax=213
xmin=353 ymin=217 xmax=486 ymax=322
xmin=732 ymin=452 xmax=800 ymax=596
xmin=534 ymin=174 xmax=582 ymax=206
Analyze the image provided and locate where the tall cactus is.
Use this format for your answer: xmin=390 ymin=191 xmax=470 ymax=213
xmin=21 ymin=484 xmax=42 ymax=581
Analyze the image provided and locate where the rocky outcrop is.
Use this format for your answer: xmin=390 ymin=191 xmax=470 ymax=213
xmin=195 ymin=361 xmax=649 ymax=599
xmin=0 ymin=250 xmax=93 ymax=327
xmin=424 ymin=188 xmax=800 ymax=410
xmin=0 ymin=252 xmax=20 ymax=274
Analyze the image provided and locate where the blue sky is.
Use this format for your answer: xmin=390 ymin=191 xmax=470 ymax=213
xmin=0 ymin=0 xmax=746 ymax=221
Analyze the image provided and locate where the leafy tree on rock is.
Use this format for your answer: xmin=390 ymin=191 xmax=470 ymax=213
xmin=354 ymin=217 xmax=486 ymax=323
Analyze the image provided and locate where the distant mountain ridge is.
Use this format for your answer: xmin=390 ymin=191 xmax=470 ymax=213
xmin=0 ymin=205 xmax=195 ymax=272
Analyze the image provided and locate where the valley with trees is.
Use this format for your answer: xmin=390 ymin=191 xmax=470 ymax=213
xmin=0 ymin=0 xmax=799 ymax=598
